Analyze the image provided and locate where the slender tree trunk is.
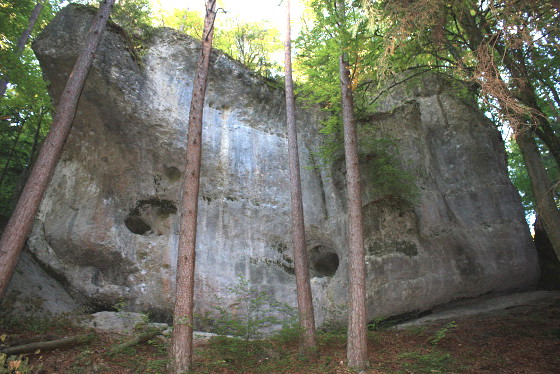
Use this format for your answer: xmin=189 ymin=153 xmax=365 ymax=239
xmin=27 ymin=106 xmax=45 ymax=167
xmin=0 ymin=117 xmax=27 ymax=188
xmin=0 ymin=1 xmax=44 ymax=99
xmin=534 ymin=123 xmax=560 ymax=169
xmin=485 ymin=40 xmax=560 ymax=261
xmin=516 ymin=130 xmax=560 ymax=261
xmin=339 ymin=52 xmax=369 ymax=370
xmin=491 ymin=38 xmax=560 ymax=170
xmin=0 ymin=0 xmax=116 ymax=299
xmin=168 ymin=1 xmax=217 ymax=373
xmin=283 ymin=0 xmax=317 ymax=354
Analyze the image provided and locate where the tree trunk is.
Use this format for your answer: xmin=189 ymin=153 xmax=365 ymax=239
xmin=492 ymin=39 xmax=560 ymax=170
xmin=283 ymin=0 xmax=317 ymax=354
xmin=488 ymin=41 xmax=560 ymax=262
xmin=26 ymin=106 xmax=45 ymax=167
xmin=168 ymin=1 xmax=217 ymax=373
xmin=339 ymin=52 xmax=369 ymax=370
xmin=0 ymin=333 xmax=95 ymax=355
xmin=0 ymin=1 xmax=44 ymax=99
xmin=516 ymin=130 xmax=560 ymax=262
xmin=0 ymin=0 xmax=116 ymax=299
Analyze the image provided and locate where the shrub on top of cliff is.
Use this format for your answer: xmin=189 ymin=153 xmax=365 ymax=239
xmin=311 ymin=120 xmax=419 ymax=206
xmin=358 ymin=120 xmax=419 ymax=205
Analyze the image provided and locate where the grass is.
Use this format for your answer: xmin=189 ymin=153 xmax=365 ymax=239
xmin=398 ymin=350 xmax=454 ymax=373
xmin=1 ymin=298 xmax=559 ymax=373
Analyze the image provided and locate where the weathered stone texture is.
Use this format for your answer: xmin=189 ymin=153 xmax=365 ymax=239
xmin=2 ymin=5 xmax=538 ymax=325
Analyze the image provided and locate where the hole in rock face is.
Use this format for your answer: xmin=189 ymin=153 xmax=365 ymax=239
xmin=124 ymin=215 xmax=151 ymax=235
xmin=309 ymin=246 xmax=339 ymax=277
xmin=124 ymin=198 xmax=177 ymax=235
xmin=164 ymin=166 xmax=181 ymax=182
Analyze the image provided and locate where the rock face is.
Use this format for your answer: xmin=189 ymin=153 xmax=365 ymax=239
xmin=5 ymin=5 xmax=538 ymax=325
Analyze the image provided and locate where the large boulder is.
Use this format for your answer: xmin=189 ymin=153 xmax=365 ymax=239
xmin=3 ymin=5 xmax=538 ymax=326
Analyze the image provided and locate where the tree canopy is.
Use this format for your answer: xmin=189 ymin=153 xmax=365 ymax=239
xmin=295 ymin=0 xmax=560 ymax=222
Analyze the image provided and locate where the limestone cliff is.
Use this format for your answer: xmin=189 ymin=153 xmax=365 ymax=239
xmin=1 ymin=5 xmax=539 ymax=325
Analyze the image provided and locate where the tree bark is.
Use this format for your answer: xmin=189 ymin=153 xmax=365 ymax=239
xmin=0 ymin=1 xmax=44 ymax=99
xmin=0 ymin=0 xmax=116 ymax=299
xmin=168 ymin=1 xmax=217 ymax=373
xmin=283 ymin=0 xmax=317 ymax=354
xmin=488 ymin=38 xmax=560 ymax=261
xmin=516 ymin=130 xmax=560 ymax=262
xmin=339 ymin=52 xmax=369 ymax=370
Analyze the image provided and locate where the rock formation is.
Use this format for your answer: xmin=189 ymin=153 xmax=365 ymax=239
xmin=1 ymin=5 xmax=539 ymax=326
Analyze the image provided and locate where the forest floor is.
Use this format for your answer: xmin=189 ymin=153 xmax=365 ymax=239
xmin=1 ymin=291 xmax=560 ymax=373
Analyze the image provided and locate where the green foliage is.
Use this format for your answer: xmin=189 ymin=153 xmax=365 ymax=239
xmin=158 ymin=8 xmax=204 ymax=38
xmin=367 ymin=0 xmax=560 ymax=219
xmin=296 ymin=0 xmax=376 ymax=118
xmin=0 ymin=0 xmax=56 ymax=219
xmin=429 ymin=321 xmax=457 ymax=346
xmin=358 ymin=121 xmax=419 ymax=203
xmin=214 ymin=19 xmax=283 ymax=79
xmin=0 ymin=0 xmax=57 ymax=90
xmin=367 ymin=316 xmax=387 ymax=330
xmin=507 ymin=136 xmax=560 ymax=219
xmin=296 ymin=0 xmax=418 ymax=204
xmin=398 ymin=350 xmax=454 ymax=374
xmin=197 ymin=276 xmax=297 ymax=340
xmin=201 ymin=336 xmax=275 ymax=372
xmin=145 ymin=358 xmax=167 ymax=372
xmin=507 ymin=139 xmax=536 ymax=214
xmin=111 ymin=0 xmax=152 ymax=32
xmin=147 ymin=338 xmax=167 ymax=355
xmin=159 ymin=8 xmax=283 ymax=79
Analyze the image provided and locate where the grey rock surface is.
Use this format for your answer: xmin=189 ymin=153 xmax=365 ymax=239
xmin=82 ymin=311 xmax=170 ymax=335
xmin=0 ymin=251 xmax=81 ymax=317
xmin=10 ymin=5 xmax=539 ymax=327
xmin=395 ymin=291 xmax=560 ymax=328
xmin=84 ymin=311 xmax=148 ymax=334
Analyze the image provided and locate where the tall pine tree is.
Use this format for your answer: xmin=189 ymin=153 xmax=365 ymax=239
xmin=283 ymin=0 xmax=317 ymax=354
xmin=169 ymin=1 xmax=217 ymax=372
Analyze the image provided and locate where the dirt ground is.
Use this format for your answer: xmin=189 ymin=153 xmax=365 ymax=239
xmin=1 ymin=291 xmax=559 ymax=373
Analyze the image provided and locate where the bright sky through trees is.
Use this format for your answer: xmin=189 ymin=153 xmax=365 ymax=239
xmin=154 ymin=0 xmax=306 ymax=36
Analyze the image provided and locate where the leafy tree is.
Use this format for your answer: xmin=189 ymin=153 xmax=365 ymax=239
xmin=365 ymin=0 xmax=560 ymax=259
xmin=0 ymin=0 xmax=58 ymax=219
xmin=159 ymin=8 xmax=283 ymax=79
xmin=0 ymin=102 xmax=50 ymax=217
xmin=0 ymin=1 xmax=44 ymax=99
xmin=296 ymin=1 xmax=416 ymax=203
xmin=0 ymin=0 xmax=116 ymax=298
xmin=298 ymin=0 xmax=371 ymax=369
xmin=215 ymin=19 xmax=283 ymax=78
xmin=70 ymin=0 xmax=152 ymax=31
xmin=158 ymin=8 xmax=205 ymax=38
xmin=0 ymin=0 xmax=54 ymax=97
xmin=110 ymin=0 xmax=152 ymax=32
